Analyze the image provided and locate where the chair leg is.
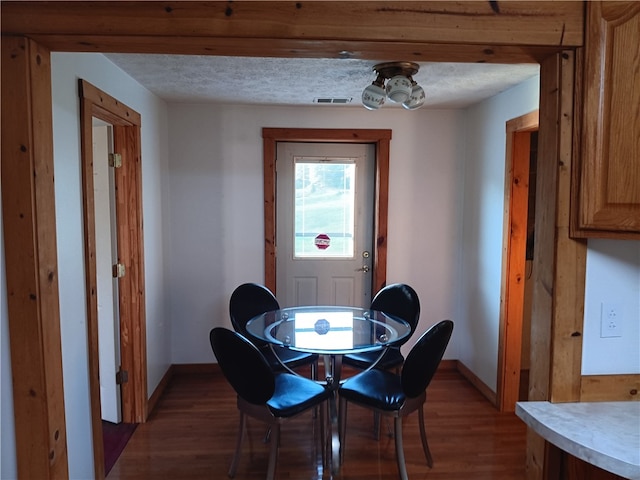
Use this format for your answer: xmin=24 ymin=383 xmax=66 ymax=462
xmin=266 ymin=423 xmax=280 ymax=480
xmin=311 ymin=361 xmax=319 ymax=418
xmin=325 ymin=399 xmax=334 ymax=471
xmin=228 ymin=412 xmax=246 ymax=478
xmin=338 ymin=396 xmax=347 ymax=465
xmin=319 ymin=398 xmax=326 ymax=468
xmin=393 ymin=417 xmax=408 ymax=480
xmin=418 ymin=404 xmax=434 ymax=468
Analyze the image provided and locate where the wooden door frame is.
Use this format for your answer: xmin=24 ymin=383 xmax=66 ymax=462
xmin=79 ymin=80 xmax=148 ymax=479
xmin=262 ymin=128 xmax=391 ymax=295
xmin=497 ymin=110 xmax=539 ymax=412
xmin=1 ymin=36 xmax=69 ymax=479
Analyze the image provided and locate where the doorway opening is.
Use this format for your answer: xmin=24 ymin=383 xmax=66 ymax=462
xmin=92 ymin=121 xmax=123 ymax=426
xmin=79 ymin=80 xmax=148 ymax=479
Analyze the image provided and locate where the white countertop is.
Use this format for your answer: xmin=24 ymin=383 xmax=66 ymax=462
xmin=516 ymin=401 xmax=640 ymax=480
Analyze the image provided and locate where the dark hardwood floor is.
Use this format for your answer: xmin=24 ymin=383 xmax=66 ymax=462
xmin=107 ymin=366 xmax=526 ymax=479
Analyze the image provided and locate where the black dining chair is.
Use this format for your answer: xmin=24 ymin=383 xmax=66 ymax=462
xmin=338 ymin=320 xmax=454 ymax=480
xmin=342 ymin=283 xmax=420 ymax=373
xmin=210 ymin=327 xmax=331 ymax=480
xmin=229 ymin=282 xmax=318 ymax=377
xmin=342 ymin=283 xmax=421 ymax=438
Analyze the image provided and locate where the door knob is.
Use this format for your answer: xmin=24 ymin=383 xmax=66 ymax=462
xmin=355 ymin=265 xmax=370 ymax=273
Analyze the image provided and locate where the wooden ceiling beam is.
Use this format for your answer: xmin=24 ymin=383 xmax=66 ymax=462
xmin=18 ymin=35 xmax=558 ymax=64
xmin=20 ymin=36 xmax=563 ymax=64
xmin=2 ymin=1 xmax=584 ymax=61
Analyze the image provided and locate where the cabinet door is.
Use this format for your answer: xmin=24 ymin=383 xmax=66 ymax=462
xmin=575 ymin=2 xmax=640 ymax=238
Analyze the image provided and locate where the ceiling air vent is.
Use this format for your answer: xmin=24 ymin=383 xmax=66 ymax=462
xmin=314 ymin=98 xmax=353 ymax=104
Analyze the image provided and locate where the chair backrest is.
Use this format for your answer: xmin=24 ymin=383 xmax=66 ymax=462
xmin=401 ymin=320 xmax=454 ymax=398
xmin=209 ymin=327 xmax=275 ymax=404
xmin=229 ymin=283 xmax=280 ymax=344
xmin=370 ymin=283 xmax=421 ymax=340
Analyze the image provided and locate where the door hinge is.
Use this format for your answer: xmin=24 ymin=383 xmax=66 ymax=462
xmin=112 ymin=263 xmax=126 ymax=278
xmin=115 ymin=369 xmax=129 ymax=385
xmin=109 ymin=153 xmax=122 ymax=168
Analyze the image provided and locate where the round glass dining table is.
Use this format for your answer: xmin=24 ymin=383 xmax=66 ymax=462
xmin=246 ymin=305 xmax=411 ymax=473
xmin=246 ymin=305 xmax=411 ymax=356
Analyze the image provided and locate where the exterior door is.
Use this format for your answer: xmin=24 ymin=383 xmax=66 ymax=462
xmin=276 ymin=142 xmax=375 ymax=307
xmin=93 ymin=122 xmax=122 ymax=424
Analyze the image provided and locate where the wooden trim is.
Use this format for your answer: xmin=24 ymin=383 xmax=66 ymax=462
xmin=78 ymin=80 xmax=106 ymax=480
xmin=148 ymin=364 xmax=230 ymax=415
xmin=456 ymin=361 xmax=497 ymax=406
xmin=438 ymin=359 xmax=458 ymax=372
xmin=549 ymin=50 xmax=585 ymax=404
xmin=262 ymin=128 xmax=392 ymax=142
xmin=148 ymin=366 xmax=174 ymax=415
xmin=263 ymin=133 xmax=277 ymax=289
xmin=1 ymin=37 xmax=69 ymax=479
xmin=372 ymin=137 xmax=390 ymax=294
xmin=570 ymin=46 xmax=585 ymax=239
xmin=530 ymin=57 xmax=559 ymax=407
xmin=506 ymin=111 xmax=540 ymax=133
xmin=171 ymin=363 xmax=222 ymax=375
xmin=261 ymin=128 xmax=391 ymax=295
xmin=527 ymin=52 xmax=560 ymax=480
xmin=113 ymin=123 xmax=148 ymax=424
xmin=80 ymin=80 xmax=141 ymax=125
xmin=79 ymin=80 xmax=147 ymax=478
xmin=527 ymin=50 xmax=587 ymax=480
xmin=29 ymin=36 xmax=568 ymax=65
xmin=581 ymin=375 xmax=640 ymax=402
xmin=498 ymin=111 xmax=539 ymax=413
xmin=1 ymin=2 xmax=585 ymax=52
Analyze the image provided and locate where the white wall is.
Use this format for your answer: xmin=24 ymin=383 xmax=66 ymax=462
xmin=458 ymin=75 xmax=540 ymax=391
xmin=582 ymin=239 xmax=640 ymax=374
xmin=458 ymin=73 xmax=640 ymax=392
xmin=167 ymin=103 xmax=465 ymax=364
xmin=51 ymin=52 xmax=170 ymax=479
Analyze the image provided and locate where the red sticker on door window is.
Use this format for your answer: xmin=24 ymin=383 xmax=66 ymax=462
xmin=314 ymin=233 xmax=330 ymax=250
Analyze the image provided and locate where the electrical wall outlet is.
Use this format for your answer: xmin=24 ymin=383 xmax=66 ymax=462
xmin=600 ymin=302 xmax=623 ymax=338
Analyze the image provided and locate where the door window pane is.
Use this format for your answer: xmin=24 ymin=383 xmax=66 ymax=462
xmin=294 ymin=159 xmax=356 ymax=258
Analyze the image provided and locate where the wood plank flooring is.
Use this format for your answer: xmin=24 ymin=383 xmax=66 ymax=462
xmin=107 ymin=366 xmax=526 ymax=479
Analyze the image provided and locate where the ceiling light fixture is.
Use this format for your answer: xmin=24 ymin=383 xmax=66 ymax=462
xmin=362 ymin=61 xmax=425 ymax=111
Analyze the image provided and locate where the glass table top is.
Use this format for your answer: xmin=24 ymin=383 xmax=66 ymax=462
xmin=246 ymin=305 xmax=411 ymax=355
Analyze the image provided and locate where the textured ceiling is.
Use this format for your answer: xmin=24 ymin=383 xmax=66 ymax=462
xmin=104 ymin=54 xmax=540 ymax=109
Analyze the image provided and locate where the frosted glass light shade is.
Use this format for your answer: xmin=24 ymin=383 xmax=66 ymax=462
xmin=402 ymin=83 xmax=426 ymax=110
xmin=362 ymin=83 xmax=386 ymax=110
xmin=385 ymin=75 xmax=412 ymax=103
